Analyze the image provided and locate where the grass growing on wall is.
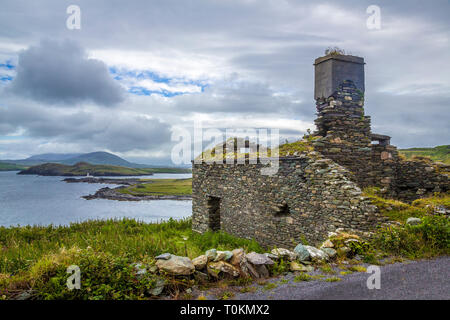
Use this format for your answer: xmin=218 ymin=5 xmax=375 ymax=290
xmin=398 ymin=145 xmax=450 ymax=164
xmin=363 ymin=188 xmax=450 ymax=259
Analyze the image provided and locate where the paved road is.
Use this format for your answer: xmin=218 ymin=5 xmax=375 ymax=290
xmin=234 ymin=256 xmax=450 ymax=300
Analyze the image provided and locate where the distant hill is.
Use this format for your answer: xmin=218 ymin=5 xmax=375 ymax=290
xmin=17 ymin=162 xmax=157 ymax=177
xmin=59 ymin=152 xmax=141 ymax=167
xmin=399 ymin=145 xmax=450 ymax=164
xmin=0 ymin=162 xmax=27 ymax=171
xmin=2 ymin=151 xmax=155 ymax=168
xmin=18 ymin=162 xmax=191 ymax=176
xmin=26 ymin=153 xmax=83 ymax=161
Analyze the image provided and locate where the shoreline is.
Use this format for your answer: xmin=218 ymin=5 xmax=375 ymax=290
xmin=82 ymin=186 xmax=192 ymax=201
xmin=64 ymin=176 xmax=193 ymax=201
xmin=63 ymin=177 xmax=144 ymax=185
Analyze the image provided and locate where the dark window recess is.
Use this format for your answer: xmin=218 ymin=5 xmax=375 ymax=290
xmin=207 ymin=196 xmax=221 ymax=231
xmin=274 ymin=203 xmax=290 ymax=216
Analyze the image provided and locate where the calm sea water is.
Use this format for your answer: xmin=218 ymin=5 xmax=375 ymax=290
xmin=0 ymin=171 xmax=192 ymax=227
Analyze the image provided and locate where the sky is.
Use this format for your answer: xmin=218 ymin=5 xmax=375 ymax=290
xmin=0 ymin=0 xmax=449 ymax=165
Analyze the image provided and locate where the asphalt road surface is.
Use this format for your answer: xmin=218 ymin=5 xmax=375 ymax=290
xmin=234 ymin=256 xmax=450 ymax=300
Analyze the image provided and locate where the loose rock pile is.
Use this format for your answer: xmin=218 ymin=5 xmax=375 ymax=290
xmin=146 ymin=230 xmax=365 ymax=297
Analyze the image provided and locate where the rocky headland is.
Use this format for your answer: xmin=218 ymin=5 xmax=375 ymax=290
xmin=82 ymin=186 xmax=192 ymax=201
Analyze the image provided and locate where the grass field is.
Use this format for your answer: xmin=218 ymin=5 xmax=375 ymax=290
xmin=399 ymin=145 xmax=450 ymax=164
xmin=0 ymin=163 xmax=27 ymax=171
xmin=118 ymin=179 xmax=192 ymax=196
xmin=0 ymin=218 xmax=262 ymax=299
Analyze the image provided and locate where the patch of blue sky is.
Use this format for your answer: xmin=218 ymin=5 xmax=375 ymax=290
xmin=128 ymin=86 xmax=185 ymax=97
xmin=109 ymin=67 xmax=208 ymax=96
xmin=0 ymin=75 xmax=13 ymax=82
xmin=0 ymin=61 xmax=15 ymax=70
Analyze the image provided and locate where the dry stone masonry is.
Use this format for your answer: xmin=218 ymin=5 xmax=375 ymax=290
xmin=192 ymin=53 xmax=449 ymax=248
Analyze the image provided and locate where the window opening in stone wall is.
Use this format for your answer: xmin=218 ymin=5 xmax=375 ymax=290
xmin=275 ymin=203 xmax=290 ymax=216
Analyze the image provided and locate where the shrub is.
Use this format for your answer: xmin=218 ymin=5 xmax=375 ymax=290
xmin=372 ymin=215 xmax=450 ymax=259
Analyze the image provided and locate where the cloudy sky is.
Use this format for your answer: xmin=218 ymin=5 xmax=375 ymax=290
xmin=0 ymin=0 xmax=449 ymax=164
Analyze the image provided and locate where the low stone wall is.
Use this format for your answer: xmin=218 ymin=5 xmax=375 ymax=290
xmin=393 ymin=159 xmax=449 ymax=202
xmin=192 ymin=154 xmax=386 ymax=248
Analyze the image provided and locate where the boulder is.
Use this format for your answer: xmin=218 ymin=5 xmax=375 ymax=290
xmin=271 ymin=248 xmax=297 ymax=261
xmin=148 ymin=278 xmax=165 ymax=296
xmin=132 ymin=263 xmax=147 ymax=279
xmin=207 ymin=261 xmax=240 ymax=278
xmin=289 ymin=261 xmax=314 ymax=272
xmin=264 ymin=253 xmax=280 ymax=260
xmin=304 ymin=246 xmax=329 ymax=262
xmin=205 ymin=249 xmax=217 ymax=261
xmin=193 ymin=271 xmax=209 ymax=283
xmin=253 ymin=264 xmax=269 ymax=278
xmin=294 ymin=243 xmax=311 ymax=261
xmin=245 ymin=252 xmax=274 ymax=265
xmin=156 ymin=255 xmax=195 ymax=275
xmin=214 ymin=250 xmax=233 ymax=262
xmin=192 ymin=255 xmax=208 ymax=270
xmin=321 ymin=248 xmax=337 ymax=260
xmin=229 ymin=248 xmax=245 ymax=266
xmin=337 ymin=246 xmax=352 ymax=258
xmin=320 ymin=239 xmax=334 ymax=249
xmin=155 ymin=253 xmax=171 ymax=260
xmin=344 ymin=239 xmax=360 ymax=245
xmin=406 ymin=217 xmax=422 ymax=226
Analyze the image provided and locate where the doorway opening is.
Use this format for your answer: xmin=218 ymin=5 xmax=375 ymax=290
xmin=207 ymin=196 xmax=221 ymax=231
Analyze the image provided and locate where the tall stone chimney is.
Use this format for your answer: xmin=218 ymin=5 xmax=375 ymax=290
xmin=314 ymin=54 xmax=365 ymax=100
xmin=312 ymin=53 xmax=373 ymax=186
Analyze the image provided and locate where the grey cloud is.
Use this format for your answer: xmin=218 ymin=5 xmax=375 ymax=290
xmin=0 ymin=97 xmax=172 ymax=153
xmin=9 ymin=39 xmax=125 ymax=106
xmin=92 ymin=116 xmax=172 ymax=152
xmin=0 ymin=0 xmax=449 ymax=160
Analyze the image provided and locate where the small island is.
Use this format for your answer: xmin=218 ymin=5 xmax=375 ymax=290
xmin=17 ymin=162 xmax=191 ymax=176
xmin=81 ymin=178 xmax=192 ymax=201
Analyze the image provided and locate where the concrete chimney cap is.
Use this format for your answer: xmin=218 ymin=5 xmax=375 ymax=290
xmin=314 ymin=54 xmax=365 ymax=66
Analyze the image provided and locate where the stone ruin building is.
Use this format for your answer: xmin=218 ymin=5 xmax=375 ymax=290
xmin=192 ymin=53 xmax=449 ymax=248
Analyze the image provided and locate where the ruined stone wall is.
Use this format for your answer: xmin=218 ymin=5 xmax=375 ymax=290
xmin=311 ymin=80 xmax=449 ymax=201
xmin=393 ymin=160 xmax=449 ymax=202
xmin=313 ymin=80 xmax=373 ymax=187
xmin=192 ymin=154 xmax=386 ymax=248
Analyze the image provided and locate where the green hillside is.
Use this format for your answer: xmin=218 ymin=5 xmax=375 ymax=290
xmin=0 ymin=163 xmax=27 ymax=171
xmin=17 ymin=162 xmax=190 ymax=176
xmin=399 ymin=145 xmax=450 ymax=164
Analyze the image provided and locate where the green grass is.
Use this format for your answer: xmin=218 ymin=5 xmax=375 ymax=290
xmin=293 ymin=273 xmax=312 ymax=282
xmin=347 ymin=265 xmax=367 ymax=273
xmin=325 ymin=277 xmax=341 ymax=282
xmin=399 ymin=145 xmax=450 ymax=164
xmin=364 ymin=188 xmax=450 ymax=223
xmin=0 ymin=163 xmax=27 ymax=171
xmin=319 ymin=264 xmax=336 ymax=274
xmin=360 ymin=189 xmax=450 ymax=260
xmin=118 ymin=179 xmax=192 ymax=196
xmin=278 ymin=135 xmax=319 ymax=157
xmin=263 ymin=282 xmax=278 ymax=291
xmin=363 ymin=190 xmax=450 ymax=259
xmin=0 ymin=218 xmax=263 ymax=299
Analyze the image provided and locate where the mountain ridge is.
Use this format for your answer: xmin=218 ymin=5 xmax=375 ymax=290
xmin=1 ymin=151 xmax=159 ymax=168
